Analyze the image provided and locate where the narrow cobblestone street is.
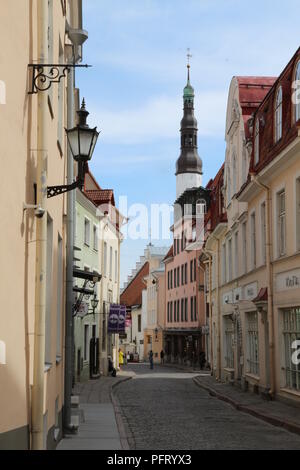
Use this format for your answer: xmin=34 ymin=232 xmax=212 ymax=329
xmin=115 ymin=364 xmax=300 ymax=450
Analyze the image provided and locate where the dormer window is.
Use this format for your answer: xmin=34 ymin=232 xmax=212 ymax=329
xmin=275 ymin=86 xmax=282 ymax=143
xmin=294 ymin=61 xmax=300 ymax=122
xmin=254 ymin=118 xmax=259 ymax=165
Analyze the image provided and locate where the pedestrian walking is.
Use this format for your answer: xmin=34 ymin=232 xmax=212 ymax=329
xmin=199 ymin=351 xmax=206 ymax=370
xmin=127 ymin=352 xmax=130 ymax=363
xmin=119 ymin=348 xmax=124 ymax=370
xmin=108 ymin=356 xmax=116 ymax=377
xmin=160 ymin=349 xmax=165 ymax=365
xmin=149 ymin=350 xmax=154 ymax=369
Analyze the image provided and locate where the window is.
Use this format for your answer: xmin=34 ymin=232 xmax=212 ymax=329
xmin=174 ymin=238 xmax=176 ymax=256
xmin=254 ymin=118 xmax=259 ymax=165
xmin=185 ymin=298 xmax=188 ymax=322
xmin=174 ymin=300 xmax=177 ymax=323
xmin=190 ymin=260 xmax=193 ymax=283
xmin=232 ymin=153 xmax=237 ymax=195
xmin=222 ymin=243 xmax=226 ymax=284
xmin=194 ymin=296 xmax=197 ymax=321
xmin=282 ymin=307 xmax=300 ymax=391
xmin=234 ymin=231 xmax=239 ymax=278
xmin=84 ymin=325 xmax=89 ymax=361
xmin=242 ymin=221 xmax=247 ymax=274
xmin=109 ymin=247 xmax=113 ymax=279
xmin=297 ymin=178 xmax=300 ymax=251
xmin=177 ymin=238 xmax=180 ymax=254
xmin=277 ymin=190 xmax=286 ymax=257
xmin=177 ymin=300 xmax=180 ymax=322
xmin=93 ymin=225 xmax=98 ymax=251
xmin=170 ymin=302 xmax=173 ymax=322
xmin=167 ymin=302 xmax=170 ymax=322
xmin=246 ymin=312 xmax=259 ymax=375
xmin=194 ymin=259 xmax=196 ymax=281
xmin=177 ymin=267 xmax=180 ymax=286
xmin=181 ymin=299 xmax=184 ymax=322
xmin=250 ymin=212 xmax=256 ymax=269
xmin=261 ymin=202 xmax=266 ymax=264
xmin=115 ymin=250 xmax=118 ymax=281
xmin=224 ymin=317 xmax=234 ymax=369
xmin=228 ymin=238 xmax=232 ymax=281
xmin=185 ymin=263 xmax=187 ymax=285
xmin=295 ymin=61 xmax=300 ymax=122
xmin=181 ymin=265 xmax=184 ymax=286
xmin=84 ymin=218 xmax=90 ymax=246
xmin=171 ymin=270 xmax=173 ymax=289
xmin=191 ymin=297 xmax=194 ymax=322
xmin=174 ymin=268 xmax=177 ymax=288
xmin=275 ymin=86 xmax=283 ymax=142
xmin=138 ymin=314 xmax=141 ymax=332
xmin=103 ymin=242 xmax=107 ymax=276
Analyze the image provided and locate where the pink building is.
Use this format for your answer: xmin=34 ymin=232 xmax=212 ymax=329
xmin=163 ymin=65 xmax=210 ymax=367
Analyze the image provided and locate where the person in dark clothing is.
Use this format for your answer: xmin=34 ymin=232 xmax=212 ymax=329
xmin=149 ymin=350 xmax=154 ymax=369
xmin=199 ymin=351 xmax=206 ymax=370
xmin=108 ymin=356 xmax=116 ymax=377
xmin=160 ymin=350 xmax=165 ymax=364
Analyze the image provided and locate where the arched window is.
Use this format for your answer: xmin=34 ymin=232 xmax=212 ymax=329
xmin=254 ymin=118 xmax=259 ymax=165
xmin=294 ymin=61 xmax=300 ymax=122
xmin=275 ymin=86 xmax=282 ymax=142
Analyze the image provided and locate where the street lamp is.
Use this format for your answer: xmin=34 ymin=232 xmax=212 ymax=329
xmin=90 ymin=294 xmax=99 ymax=313
xmin=47 ymin=99 xmax=99 ymax=198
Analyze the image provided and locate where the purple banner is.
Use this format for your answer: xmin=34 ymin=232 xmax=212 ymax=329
xmin=108 ymin=304 xmax=126 ymax=333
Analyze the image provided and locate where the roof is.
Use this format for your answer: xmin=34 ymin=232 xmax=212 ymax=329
xmin=120 ymin=262 xmax=149 ymax=307
xmin=236 ymin=76 xmax=277 ymax=136
xmin=163 ymin=245 xmax=173 ymax=262
xmin=84 ymin=189 xmax=115 ymax=207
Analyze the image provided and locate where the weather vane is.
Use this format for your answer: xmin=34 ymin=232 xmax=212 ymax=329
xmin=187 ymin=48 xmax=192 ymax=68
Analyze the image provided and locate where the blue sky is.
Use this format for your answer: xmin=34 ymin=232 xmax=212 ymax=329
xmin=77 ymin=0 xmax=300 ymax=286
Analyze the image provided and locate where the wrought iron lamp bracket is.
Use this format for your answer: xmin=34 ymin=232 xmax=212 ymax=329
xmin=28 ymin=63 xmax=91 ymax=95
xmin=47 ymin=179 xmax=80 ymax=199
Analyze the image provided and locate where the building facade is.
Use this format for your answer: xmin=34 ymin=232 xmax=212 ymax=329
xmin=205 ymin=50 xmax=300 ymax=405
xmin=0 ymin=0 xmax=86 ymax=449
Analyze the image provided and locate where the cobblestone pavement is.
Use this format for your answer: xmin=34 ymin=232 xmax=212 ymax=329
xmin=115 ymin=364 xmax=300 ymax=450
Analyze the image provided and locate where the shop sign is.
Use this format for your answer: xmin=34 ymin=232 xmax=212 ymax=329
xmin=276 ymin=269 xmax=300 ymax=292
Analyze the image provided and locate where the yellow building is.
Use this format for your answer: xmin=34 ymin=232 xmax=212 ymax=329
xmin=205 ymin=49 xmax=300 ymax=405
xmin=0 ymin=0 xmax=88 ymax=449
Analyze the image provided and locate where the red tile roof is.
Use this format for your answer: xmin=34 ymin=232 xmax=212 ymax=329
xmin=85 ymin=189 xmax=115 ymax=207
xmin=120 ymin=262 xmax=149 ymax=307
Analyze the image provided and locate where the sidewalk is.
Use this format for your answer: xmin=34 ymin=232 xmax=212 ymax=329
xmin=194 ymin=375 xmax=300 ymax=436
xmin=57 ymin=371 xmax=133 ymax=450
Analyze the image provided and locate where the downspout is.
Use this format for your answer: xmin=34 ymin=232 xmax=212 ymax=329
xmin=251 ymin=174 xmax=275 ymax=398
xmin=202 ymin=251 xmax=213 ymax=374
xmin=31 ymin=0 xmax=48 ymax=450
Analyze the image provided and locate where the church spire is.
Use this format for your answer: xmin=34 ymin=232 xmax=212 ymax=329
xmin=175 ymin=52 xmax=202 ymax=180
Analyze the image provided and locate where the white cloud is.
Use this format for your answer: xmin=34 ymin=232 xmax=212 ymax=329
xmin=88 ymin=91 xmax=227 ymax=145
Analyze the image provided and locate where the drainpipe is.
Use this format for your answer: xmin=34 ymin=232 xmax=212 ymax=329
xmin=202 ymin=250 xmax=213 ymax=374
xmin=31 ymin=0 xmax=48 ymax=450
xmin=250 ymin=174 xmax=275 ymax=398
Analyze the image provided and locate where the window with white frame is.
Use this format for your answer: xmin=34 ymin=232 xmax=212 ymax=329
xmin=222 ymin=243 xmax=226 ymax=284
xmin=115 ymin=250 xmax=118 ymax=282
xmin=275 ymin=86 xmax=283 ymax=142
xmin=261 ymin=202 xmax=266 ymax=265
xmin=93 ymin=225 xmax=98 ymax=251
xmin=254 ymin=118 xmax=259 ymax=165
xmin=242 ymin=147 xmax=248 ymax=184
xmin=296 ymin=177 xmax=300 ymax=251
xmin=84 ymin=218 xmax=90 ymax=246
xmin=246 ymin=312 xmax=259 ymax=376
xmin=242 ymin=221 xmax=247 ymax=274
xmin=282 ymin=307 xmax=300 ymax=391
xmin=295 ymin=61 xmax=300 ymax=122
xmin=277 ymin=190 xmax=286 ymax=257
xmin=234 ymin=231 xmax=239 ymax=278
xmin=250 ymin=212 xmax=256 ymax=269
xmin=224 ymin=317 xmax=234 ymax=369
xmin=232 ymin=153 xmax=237 ymax=195
xmin=103 ymin=242 xmax=107 ymax=277
xmin=109 ymin=246 xmax=113 ymax=279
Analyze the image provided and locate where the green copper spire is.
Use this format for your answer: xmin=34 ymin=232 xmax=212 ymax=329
xmin=183 ymin=51 xmax=194 ymax=101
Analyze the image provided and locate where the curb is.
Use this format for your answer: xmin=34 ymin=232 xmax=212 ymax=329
xmin=110 ymin=376 xmax=134 ymax=450
xmin=193 ymin=377 xmax=300 ymax=437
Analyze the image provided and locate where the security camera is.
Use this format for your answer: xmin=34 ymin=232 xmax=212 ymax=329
xmin=35 ymin=206 xmax=45 ymax=218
